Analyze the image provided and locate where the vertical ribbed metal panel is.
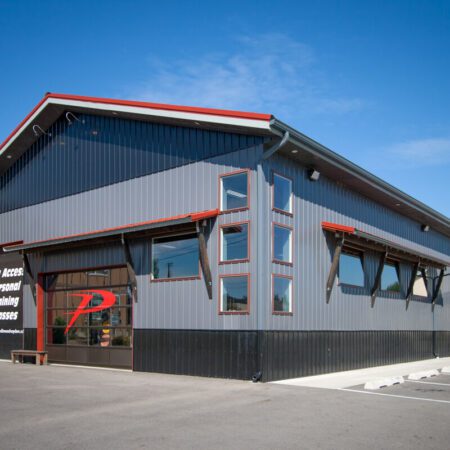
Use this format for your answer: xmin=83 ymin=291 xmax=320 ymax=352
xmin=0 ymin=113 xmax=263 ymax=213
xmin=265 ymin=154 xmax=450 ymax=332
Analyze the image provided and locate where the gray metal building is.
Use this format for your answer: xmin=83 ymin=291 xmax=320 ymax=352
xmin=0 ymin=93 xmax=449 ymax=381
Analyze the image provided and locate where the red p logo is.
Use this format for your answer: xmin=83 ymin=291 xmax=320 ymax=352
xmin=64 ymin=290 xmax=116 ymax=334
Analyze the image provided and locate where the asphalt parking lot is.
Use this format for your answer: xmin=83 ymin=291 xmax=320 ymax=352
xmin=1 ymin=362 xmax=450 ymax=450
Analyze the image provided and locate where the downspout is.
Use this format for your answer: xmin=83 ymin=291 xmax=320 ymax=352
xmin=252 ymin=130 xmax=290 ymax=382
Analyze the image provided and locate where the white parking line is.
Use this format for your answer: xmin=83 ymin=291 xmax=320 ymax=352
xmin=339 ymin=388 xmax=450 ymax=404
xmin=405 ymin=380 xmax=450 ymax=387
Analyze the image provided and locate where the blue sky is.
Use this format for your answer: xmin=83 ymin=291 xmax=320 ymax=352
xmin=1 ymin=0 xmax=449 ymax=216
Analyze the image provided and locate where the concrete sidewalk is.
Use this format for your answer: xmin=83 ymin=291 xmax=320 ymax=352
xmin=272 ymin=357 xmax=450 ymax=389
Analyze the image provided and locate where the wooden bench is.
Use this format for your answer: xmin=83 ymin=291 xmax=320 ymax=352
xmin=11 ymin=350 xmax=48 ymax=366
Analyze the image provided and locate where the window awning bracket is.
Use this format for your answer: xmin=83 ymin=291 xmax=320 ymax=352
xmin=431 ymin=268 xmax=445 ymax=309
xmin=371 ymin=250 xmax=388 ymax=308
xmin=121 ymin=235 xmax=138 ymax=303
xmin=326 ymin=236 xmax=345 ymax=304
xmin=22 ymin=252 xmax=37 ymax=304
xmin=406 ymin=261 xmax=419 ymax=310
xmin=197 ymin=221 xmax=213 ymax=300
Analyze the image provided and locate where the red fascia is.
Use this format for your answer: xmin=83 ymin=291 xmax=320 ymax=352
xmin=0 ymin=93 xmax=272 ymax=152
xmin=321 ymin=222 xmax=356 ymax=234
xmin=6 ymin=209 xmax=220 ymax=250
xmin=0 ymin=240 xmax=24 ymax=248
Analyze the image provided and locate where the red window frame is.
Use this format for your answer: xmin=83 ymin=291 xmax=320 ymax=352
xmin=150 ymin=232 xmax=202 ymax=283
xmin=272 ymin=171 xmax=293 ymax=217
xmin=272 ymin=274 xmax=293 ymax=315
xmin=218 ymin=273 xmax=250 ymax=315
xmin=219 ymin=220 xmax=250 ymax=265
xmin=218 ymin=169 xmax=251 ymax=214
xmin=272 ymin=222 xmax=294 ymax=266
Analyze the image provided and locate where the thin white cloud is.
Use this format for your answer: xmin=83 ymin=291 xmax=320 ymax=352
xmin=126 ymin=33 xmax=364 ymax=120
xmin=388 ymin=138 xmax=450 ymax=167
xmin=361 ymin=137 xmax=450 ymax=171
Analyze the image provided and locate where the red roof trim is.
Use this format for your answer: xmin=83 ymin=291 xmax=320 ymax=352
xmin=321 ymin=222 xmax=356 ymax=234
xmin=0 ymin=94 xmax=50 ymax=151
xmin=6 ymin=209 xmax=219 ymax=250
xmin=0 ymin=93 xmax=272 ymax=152
xmin=0 ymin=240 xmax=24 ymax=248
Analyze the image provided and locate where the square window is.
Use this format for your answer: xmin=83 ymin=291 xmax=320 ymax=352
xmin=381 ymin=263 xmax=400 ymax=292
xmin=339 ymin=251 xmax=364 ymax=287
xmin=273 ymin=224 xmax=292 ymax=264
xmin=220 ymin=223 xmax=249 ymax=262
xmin=220 ymin=275 xmax=249 ymax=313
xmin=273 ymin=276 xmax=292 ymax=313
xmin=220 ymin=171 xmax=248 ymax=211
xmin=152 ymin=233 xmax=199 ymax=280
xmin=273 ymin=173 xmax=292 ymax=214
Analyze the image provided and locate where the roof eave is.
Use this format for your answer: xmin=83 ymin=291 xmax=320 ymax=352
xmin=270 ymin=118 xmax=450 ymax=238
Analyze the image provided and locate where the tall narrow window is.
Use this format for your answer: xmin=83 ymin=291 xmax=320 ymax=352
xmin=220 ymin=171 xmax=249 ymax=212
xmin=220 ymin=275 xmax=249 ymax=313
xmin=273 ymin=275 xmax=293 ymax=314
xmin=273 ymin=224 xmax=292 ymax=264
xmin=273 ymin=173 xmax=292 ymax=214
xmin=338 ymin=251 xmax=364 ymax=287
xmin=152 ymin=233 xmax=199 ymax=280
xmin=381 ymin=262 xmax=400 ymax=292
xmin=220 ymin=222 xmax=249 ymax=263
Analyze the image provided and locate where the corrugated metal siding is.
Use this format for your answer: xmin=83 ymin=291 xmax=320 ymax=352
xmin=265 ymin=154 xmax=450 ymax=331
xmin=13 ymin=145 xmax=262 ymax=331
xmin=0 ymin=113 xmax=264 ymax=213
xmin=1 ymin=113 xmax=449 ymax=335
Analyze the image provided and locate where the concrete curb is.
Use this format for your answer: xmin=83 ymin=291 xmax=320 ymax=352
xmin=441 ymin=367 xmax=450 ymax=374
xmin=364 ymin=376 xmax=404 ymax=390
xmin=408 ymin=369 xmax=439 ymax=380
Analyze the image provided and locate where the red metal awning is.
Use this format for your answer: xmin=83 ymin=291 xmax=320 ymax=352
xmin=3 ymin=209 xmax=219 ymax=253
xmin=322 ymin=221 xmax=449 ymax=268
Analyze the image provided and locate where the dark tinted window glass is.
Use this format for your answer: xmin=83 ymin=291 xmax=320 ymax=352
xmin=274 ymin=174 xmax=292 ymax=213
xmin=381 ymin=263 xmax=400 ymax=291
xmin=152 ymin=234 xmax=199 ymax=279
xmin=273 ymin=276 xmax=292 ymax=313
xmin=221 ymin=223 xmax=248 ymax=261
xmin=221 ymin=276 xmax=249 ymax=312
xmin=339 ymin=253 xmax=364 ymax=287
xmin=221 ymin=172 xmax=248 ymax=211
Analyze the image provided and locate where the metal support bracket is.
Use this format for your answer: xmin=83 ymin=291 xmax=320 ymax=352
xmin=326 ymin=236 xmax=344 ymax=304
xmin=22 ymin=252 xmax=37 ymax=304
xmin=405 ymin=261 xmax=419 ymax=310
xmin=371 ymin=251 xmax=387 ymax=308
xmin=431 ymin=268 xmax=445 ymax=308
xmin=121 ymin=235 xmax=138 ymax=303
xmin=197 ymin=222 xmax=213 ymax=300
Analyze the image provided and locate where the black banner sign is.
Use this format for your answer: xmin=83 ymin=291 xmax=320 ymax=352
xmin=0 ymin=252 xmax=24 ymax=358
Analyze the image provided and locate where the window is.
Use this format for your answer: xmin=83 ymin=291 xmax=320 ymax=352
xmin=273 ymin=173 xmax=292 ymax=214
xmin=338 ymin=251 xmax=364 ymax=287
xmin=381 ymin=262 xmax=400 ymax=292
xmin=45 ymin=267 xmax=132 ymax=348
xmin=152 ymin=233 xmax=199 ymax=280
xmin=220 ymin=171 xmax=249 ymax=211
xmin=220 ymin=222 xmax=249 ymax=263
xmin=273 ymin=224 xmax=292 ymax=264
xmin=273 ymin=275 xmax=292 ymax=314
xmin=413 ymin=269 xmax=428 ymax=297
xmin=220 ymin=275 xmax=249 ymax=313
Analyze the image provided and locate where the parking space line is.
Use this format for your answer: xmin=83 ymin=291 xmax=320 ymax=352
xmin=339 ymin=388 xmax=450 ymax=404
xmin=405 ymin=380 xmax=450 ymax=387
